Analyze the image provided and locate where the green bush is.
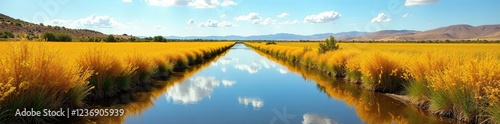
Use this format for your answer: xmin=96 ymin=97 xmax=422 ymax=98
xmin=319 ymin=35 xmax=339 ymax=53
xmin=153 ymin=36 xmax=166 ymax=42
xmin=106 ymin=35 xmax=116 ymax=42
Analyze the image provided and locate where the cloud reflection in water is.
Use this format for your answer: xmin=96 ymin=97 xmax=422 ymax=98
xmin=302 ymin=113 xmax=338 ymax=124
xmin=165 ymin=76 xmax=236 ymax=104
xmin=238 ymin=97 xmax=264 ymax=110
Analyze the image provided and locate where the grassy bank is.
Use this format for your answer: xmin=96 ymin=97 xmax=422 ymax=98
xmin=0 ymin=41 xmax=234 ymax=123
xmin=245 ymin=42 xmax=500 ymax=123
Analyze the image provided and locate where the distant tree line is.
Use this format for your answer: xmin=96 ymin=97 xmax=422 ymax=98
xmin=42 ymin=32 xmax=72 ymax=41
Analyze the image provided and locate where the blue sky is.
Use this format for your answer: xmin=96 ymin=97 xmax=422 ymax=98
xmin=1 ymin=0 xmax=499 ymax=36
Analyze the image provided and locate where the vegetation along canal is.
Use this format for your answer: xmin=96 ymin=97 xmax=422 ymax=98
xmin=83 ymin=43 xmax=455 ymax=124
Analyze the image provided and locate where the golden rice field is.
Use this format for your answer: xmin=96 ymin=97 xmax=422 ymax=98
xmin=0 ymin=41 xmax=234 ymax=123
xmin=246 ymin=42 xmax=500 ymax=123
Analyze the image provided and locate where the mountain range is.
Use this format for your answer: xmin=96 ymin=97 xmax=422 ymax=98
xmin=347 ymin=24 xmax=500 ymax=41
xmin=1 ymin=13 xmax=499 ymax=41
xmin=165 ymin=31 xmax=369 ymax=40
xmin=166 ymin=24 xmax=500 ymax=41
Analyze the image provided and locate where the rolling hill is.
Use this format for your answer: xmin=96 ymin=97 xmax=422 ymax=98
xmin=0 ymin=13 xmax=106 ymax=39
xmin=349 ymin=24 xmax=500 ymax=41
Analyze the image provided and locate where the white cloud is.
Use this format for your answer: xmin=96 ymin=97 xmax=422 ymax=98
xmin=218 ymin=21 xmax=235 ymax=27
xmin=220 ymin=14 xmax=226 ymax=18
xmin=187 ymin=19 xmax=195 ymax=24
xmin=302 ymin=113 xmax=338 ymax=124
xmin=234 ymin=12 xmax=262 ymax=21
xmin=277 ymin=68 xmax=288 ymax=74
xmin=371 ymin=13 xmax=391 ymax=23
xmin=221 ymin=80 xmax=236 ymax=87
xmin=46 ymin=19 xmax=71 ymax=26
xmin=253 ymin=18 xmax=276 ymax=25
xmin=234 ymin=64 xmax=260 ymax=74
xmin=221 ymin=0 xmax=237 ymax=6
xmin=405 ymin=0 xmax=438 ymax=6
xmin=277 ymin=12 xmax=289 ymax=18
xmin=188 ymin=0 xmax=220 ymax=8
xmin=144 ymin=0 xmax=190 ymax=6
xmin=75 ymin=14 xmax=124 ymax=28
xmin=238 ymin=97 xmax=264 ymax=110
xmin=279 ymin=20 xmax=300 ymax=25
xmin=303 ymin=11 xmax=341 ymax=24
xmin=402 ymin=13 xmax=411 ymax=18
xmin=165 ymin=76 xmax=236 ymax=104
xmin=122 ymin=0 xmax=132 ymax=3
xmin=144 ymin=0 xmax=236 ymax=8
xmin=154 ymin=25 xmax=163 ymax=29
xmin=199 ymin=19 xmax=235 ymax=27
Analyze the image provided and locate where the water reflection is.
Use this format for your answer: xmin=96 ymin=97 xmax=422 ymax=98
xmin=277 ymin=68 xmax=288 ymax=74
xmin=254 ymin=50 xmax=454 ymax=124
xmin=237 ymin=97 xmax=264 ymax=110
xmin=165 ymin=76 xmax=237 ymax=104
xmin=302 ymin=113 xmax=338 ymax=124
xmin=74 ymin=50 xmax=230 ymax=124
xmin=234 ymin=64 xmax=260 ymax=74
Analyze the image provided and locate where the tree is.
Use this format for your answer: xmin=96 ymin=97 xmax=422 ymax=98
xmin=128 ymin=37 xmax=136 ymax=42
xmin=55 ymin=33 xmax=72 ymax=41
xmin=318 ymin=35 xmax=339 ymax=54
xmin=1 ymin=31 xmax=15 ymax=38
xmin=106 ymin=35 xmax=116 ymax=42
xmin=42 ymin=32 xmax=56 ymax=41
xmin=153 ymin=36 xmax=166 ymax=42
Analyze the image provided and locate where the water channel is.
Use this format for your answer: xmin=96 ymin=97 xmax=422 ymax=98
xmin=86 ymin=43 xmax=454 ymax=124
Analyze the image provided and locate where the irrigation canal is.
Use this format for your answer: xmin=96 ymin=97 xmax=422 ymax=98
xmin=85 ymin=44 xmax=455 ymax=124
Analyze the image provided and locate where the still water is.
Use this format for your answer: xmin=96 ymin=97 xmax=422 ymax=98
xmin=88 ymin=44 xmax=453 ymax=124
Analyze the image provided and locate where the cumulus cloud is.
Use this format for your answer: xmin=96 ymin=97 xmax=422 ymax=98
xmin=405 ymin=0 xmax=438 ymax=6
xmin=279 ymin=20 xmax=300 ymax=25
xmin=234 ymin=12 xmax=262 ymax=21
xmin=253 ymin=18 xmax=276 ymax=25
xmin=199 ymin=19 xmax=235 ymax=27
xmin=75 ymin=14 xmax=123 ymax=28
xmin=402 ymin=13 xmax=411 ymax=18
xmin=277 ymin=12 xmax=289 ymax=18
xmin=144 ymin=0 xmax=236 ymax=8
xmin=371 ymin=13 xmax=391 ymax=23
xmin=235 ymin=12 xmax=280 ymax=25
xmin=187 ymin=19 xmax=195 ymax=24
xmin=220 ymin=14 xmax=226 ymax=18
xmin=303 ymin=11 xmax=341 ymax=24
xmin=238 ymin=97 xmax=264 ymax=110
xmin=122 ymin=0 xmax=132 ymax=3
xmin=221 ymin=0 xmax=237 ymax=6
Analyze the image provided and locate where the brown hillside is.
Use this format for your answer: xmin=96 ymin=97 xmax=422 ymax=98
xmin=349 ymin=24 xmax=500 ymax=41
xmin=0 ymin=13 xmax=106 ymax=38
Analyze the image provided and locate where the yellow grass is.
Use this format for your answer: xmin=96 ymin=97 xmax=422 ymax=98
xmin=246 ymin=42 xmax=500 ymax=123
xmin=0 ymin=41 xmax=234 ymax=123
